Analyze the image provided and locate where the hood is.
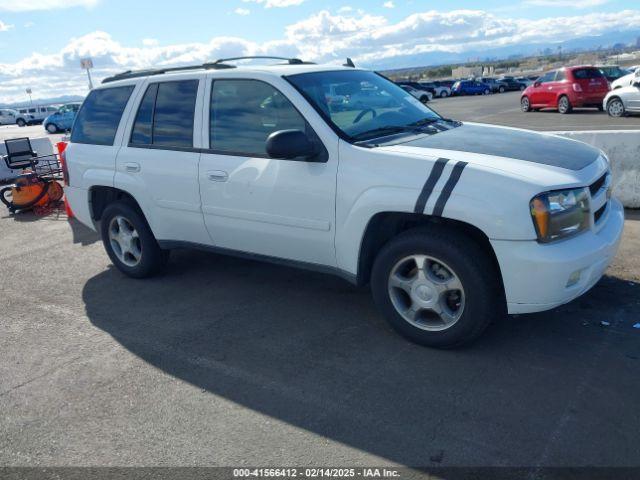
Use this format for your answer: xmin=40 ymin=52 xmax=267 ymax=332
xmin=389 ymin=123 xmax=600 ymax=171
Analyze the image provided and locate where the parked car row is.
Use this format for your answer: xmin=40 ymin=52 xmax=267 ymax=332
xmin=520 ymin=65 xmax=640 ymax=117
xmin=0 ymin=106 xmax=58 ymax=126
xmin=0 ymin=103 xmax=82 ymax=132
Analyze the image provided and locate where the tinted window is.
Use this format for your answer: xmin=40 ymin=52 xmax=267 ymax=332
xmin=71 ymin=86 xmax=134 ymax=145
xmin=130 ymin=83 xmax=157 ymax=145
xmin=573 ymin=68 xmax=604 ymax=79
xmin=153 ymin=81 xmax=198 ymax=147
xmin=210 ymin=79 xmax=306 ymax=156
xmin=555 ymin=70 xmax=567 ymax=81
xmin=538 ymin=71 xmax=556 ymax=83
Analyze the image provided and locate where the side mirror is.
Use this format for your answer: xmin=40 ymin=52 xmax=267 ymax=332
xmin=633 ymin=80 xmax=640 ymax=88
xmin=266 ymin=130 xmax=317 ymax=160
xmin=533 ymin=81 xmax=541 ymax=88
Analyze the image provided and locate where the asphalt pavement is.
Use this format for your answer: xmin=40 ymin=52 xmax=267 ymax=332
xmin=429 ymin=91 xmax=640 ymax=131
xmin=1 ymin=207 xmax=639 ymax=469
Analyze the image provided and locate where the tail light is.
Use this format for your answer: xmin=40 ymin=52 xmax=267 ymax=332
xmin=56 ymin=141 xmax=70 ymax=186
xmin=572 ymin=83 xmax=582 ymax=92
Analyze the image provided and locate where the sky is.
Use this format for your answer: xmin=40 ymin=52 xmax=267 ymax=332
xmin=1 ymin=0 xmax=640 ymax=104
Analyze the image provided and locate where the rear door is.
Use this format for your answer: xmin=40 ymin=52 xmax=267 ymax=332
xmin=114 ymin=77 xmax=210 ymax=245
xmin=198 ymin=75 xmax=338 ymax=267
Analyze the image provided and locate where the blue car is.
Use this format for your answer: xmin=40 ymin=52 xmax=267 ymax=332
xmin=451 ymin=80 xmax=491 ymax=96
xmin=43 ymin=102 xmax=82 ymax=134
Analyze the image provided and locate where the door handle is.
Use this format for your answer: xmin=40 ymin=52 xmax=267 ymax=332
xmin=124 ymin=162 xmax=141 ymax=173
xmin=207 ymin=170 xmax=228 ymax=182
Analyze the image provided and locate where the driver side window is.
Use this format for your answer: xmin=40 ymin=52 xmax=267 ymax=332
xmin=538 ymin=71 xmax=556 ymax=84
xmin=210 ymin=79 xmax=307 ymax=157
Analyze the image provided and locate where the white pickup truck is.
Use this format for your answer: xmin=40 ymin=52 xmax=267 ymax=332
xmin=63 ymin=58 xmax=624 ymax=348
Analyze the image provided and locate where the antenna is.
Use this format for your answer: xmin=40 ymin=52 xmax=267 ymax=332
xmin=344 ymin=58 xmax=356 ymax=68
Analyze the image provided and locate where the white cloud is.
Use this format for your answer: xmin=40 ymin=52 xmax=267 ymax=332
xmin=523 ymin=0 xmax=609 ymax=7
xmin=142 ymin=38 xmax=159 ymax=47
xmin=234 ymin=8 xmax=251 ymax=15
xmin=0 ymin=20 xmax=14 ymax=31
xmin=338 ymin=6 xmax=353 ymax=13
xmin=2 ymin=8 xmax=640 ymax=103
xmin=24 ymin=22 xmax=36 ymax=28
xmin=383 ymin=1 xmax=395 ymax=8
xmin=242 ymin=0 xmax=305 ymax=8
xmin=0 ymin=0 xmax=98 ymax=12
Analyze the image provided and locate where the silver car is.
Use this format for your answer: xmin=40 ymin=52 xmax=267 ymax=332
xmin=604 ymin=78 xmax=640 ymax=117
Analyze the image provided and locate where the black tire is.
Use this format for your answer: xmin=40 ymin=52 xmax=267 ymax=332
xmin=521 ymin=96 xmax=531 ymax=112
xmin=100 ymin=201 xmax=169 ymax=278
xmin=16 ymin=118 xmax=26 ymax=127
xmin=370 ymin=227 xmax=503 ymax=348
xmin=420 ymin=95 xmax=429 ymax=104
xmin=558 ymin=95 xmax=572 ymax=114
xmin=607 ymin=98 xmax=625 ymax=117
xmin=440 ymin=90 xmax=448 ymax=98
xmin=45 ymin=123 xmax=58 ymax=134
xmin=499 ymin=86 xmax=506 ymax=93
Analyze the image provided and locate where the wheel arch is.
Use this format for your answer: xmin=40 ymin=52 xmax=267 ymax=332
xmin=89 ymin=185 xmax=144 ymax=222
xmin=355 ymin=211 xmax=505 ymax=296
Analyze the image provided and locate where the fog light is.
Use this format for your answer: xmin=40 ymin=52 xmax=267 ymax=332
xmin=566 ymin=270 xmax=583 ymax=288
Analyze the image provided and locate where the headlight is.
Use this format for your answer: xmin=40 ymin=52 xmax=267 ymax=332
xmin=530 ymin=187 xmax=590 ymax=243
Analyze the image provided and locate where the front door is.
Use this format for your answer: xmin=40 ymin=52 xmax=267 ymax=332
xmin=198 ymin=77 xmax=338 ymax=267
xmin=530 ymin=71 xmax=556 ymax=106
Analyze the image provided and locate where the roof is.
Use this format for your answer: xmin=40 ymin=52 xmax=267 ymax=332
xmin=99 ymin=57 xmax=360 ymax=88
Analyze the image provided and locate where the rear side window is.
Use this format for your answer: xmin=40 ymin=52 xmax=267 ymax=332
xmin=71 ymin=86 xmax=134 ymax=145
xmin=555 ymin=70 xmax=567 ymax=81
xmin=573 ymin=68 xmax=604 ymax=80
xmin=130 ymin=80 xmax=198 ymax=148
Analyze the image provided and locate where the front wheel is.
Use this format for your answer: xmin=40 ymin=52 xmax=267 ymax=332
xmin=45 ymin=123 xmax=58 ymax=134
xmin=521 ymin=96 xmax=531 ymax=112
xmin=440 ymin=90 xmax=448 ymax=98
xmin=371 ymin=227 xmax=503 ymax=348
xmin=558 ymin=95 xmax=572 ymax=114
xmin=607 ymin=98 xmax=625 ymax=117
xmin=101 ymin=202 xmax=169 ymax=278
xmin=483 ymin=89 xmax=490 ymax=95
xmin=16 ymin=118 xmax=26 ymax=127
xmin=499 ymin=86 xmax=506 ymax=93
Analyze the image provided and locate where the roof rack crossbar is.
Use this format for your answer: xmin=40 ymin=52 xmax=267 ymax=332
xmin=209 ymin=56 xmax=312 ymax=65
xmin=102 ymin=56 xmax=315 ymax=84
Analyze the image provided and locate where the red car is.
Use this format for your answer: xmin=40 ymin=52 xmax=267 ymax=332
xmin=521 ymin=66 xmax=610 ymax=114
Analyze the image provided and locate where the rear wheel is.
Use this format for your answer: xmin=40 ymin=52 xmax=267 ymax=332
xmin=371 ymin=227 xmax=503 ymax=348
xmin=101 ymin=202 xmax=169 ymax=278
xmin=46 ymin=123 xmax=58 ymax=134
xmin=440 ymin=90 xmax=448 ymax=98
xmin=483 ymin=89 xmax=490 ymax=95
xmin=558 ymin=95 xmax=572 ymax=114
xmin=499 ymin=86 xmax=506 ymax=93
xmin=607 ymin=98 xmax=625 ymax=117
xmin=521 ymin=96 xmax=531 ymax=112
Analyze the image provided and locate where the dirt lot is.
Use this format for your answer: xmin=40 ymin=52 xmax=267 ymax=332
xmin=0 ymin=206 xmax=639 ymax=471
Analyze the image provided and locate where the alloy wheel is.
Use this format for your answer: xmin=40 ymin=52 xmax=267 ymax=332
xmin=387 ymin=254 xmax=465 ymax=332
xmin=607 ymin=99 xmax=624 ymax=117
xmin=108 ymin=215 xmax=142 ymax=267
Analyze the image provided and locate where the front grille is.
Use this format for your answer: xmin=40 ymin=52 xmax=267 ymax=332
xmin=594 ymin=203 xmax=607 ymax=224
xmin=589 ymin=172 xmax=608 ymax=197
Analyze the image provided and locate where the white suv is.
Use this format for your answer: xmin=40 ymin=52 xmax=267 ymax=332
xmin=64 ymin=57 xmax=624 ymax=348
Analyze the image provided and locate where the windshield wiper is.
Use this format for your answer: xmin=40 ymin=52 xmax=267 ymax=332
xmin=351 ymin=125 xmax=423 ymax=142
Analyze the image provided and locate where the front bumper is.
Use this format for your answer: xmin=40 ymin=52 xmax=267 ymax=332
xmin=492 ymin=198 xmax=624 ymax=314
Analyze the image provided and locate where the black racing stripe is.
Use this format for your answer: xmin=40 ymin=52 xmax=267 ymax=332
xmin=432 ymin=161 xmax=468 ymax=217
xmin=414 ymin=158 xmax=449 ymax=213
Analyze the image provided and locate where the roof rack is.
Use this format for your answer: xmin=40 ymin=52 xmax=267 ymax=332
xmin=102 ymin=56 xmax=314 ymax=84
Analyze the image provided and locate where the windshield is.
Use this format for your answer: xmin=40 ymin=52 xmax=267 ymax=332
xmin=286 ymin=70 xmax=443 ymax=142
